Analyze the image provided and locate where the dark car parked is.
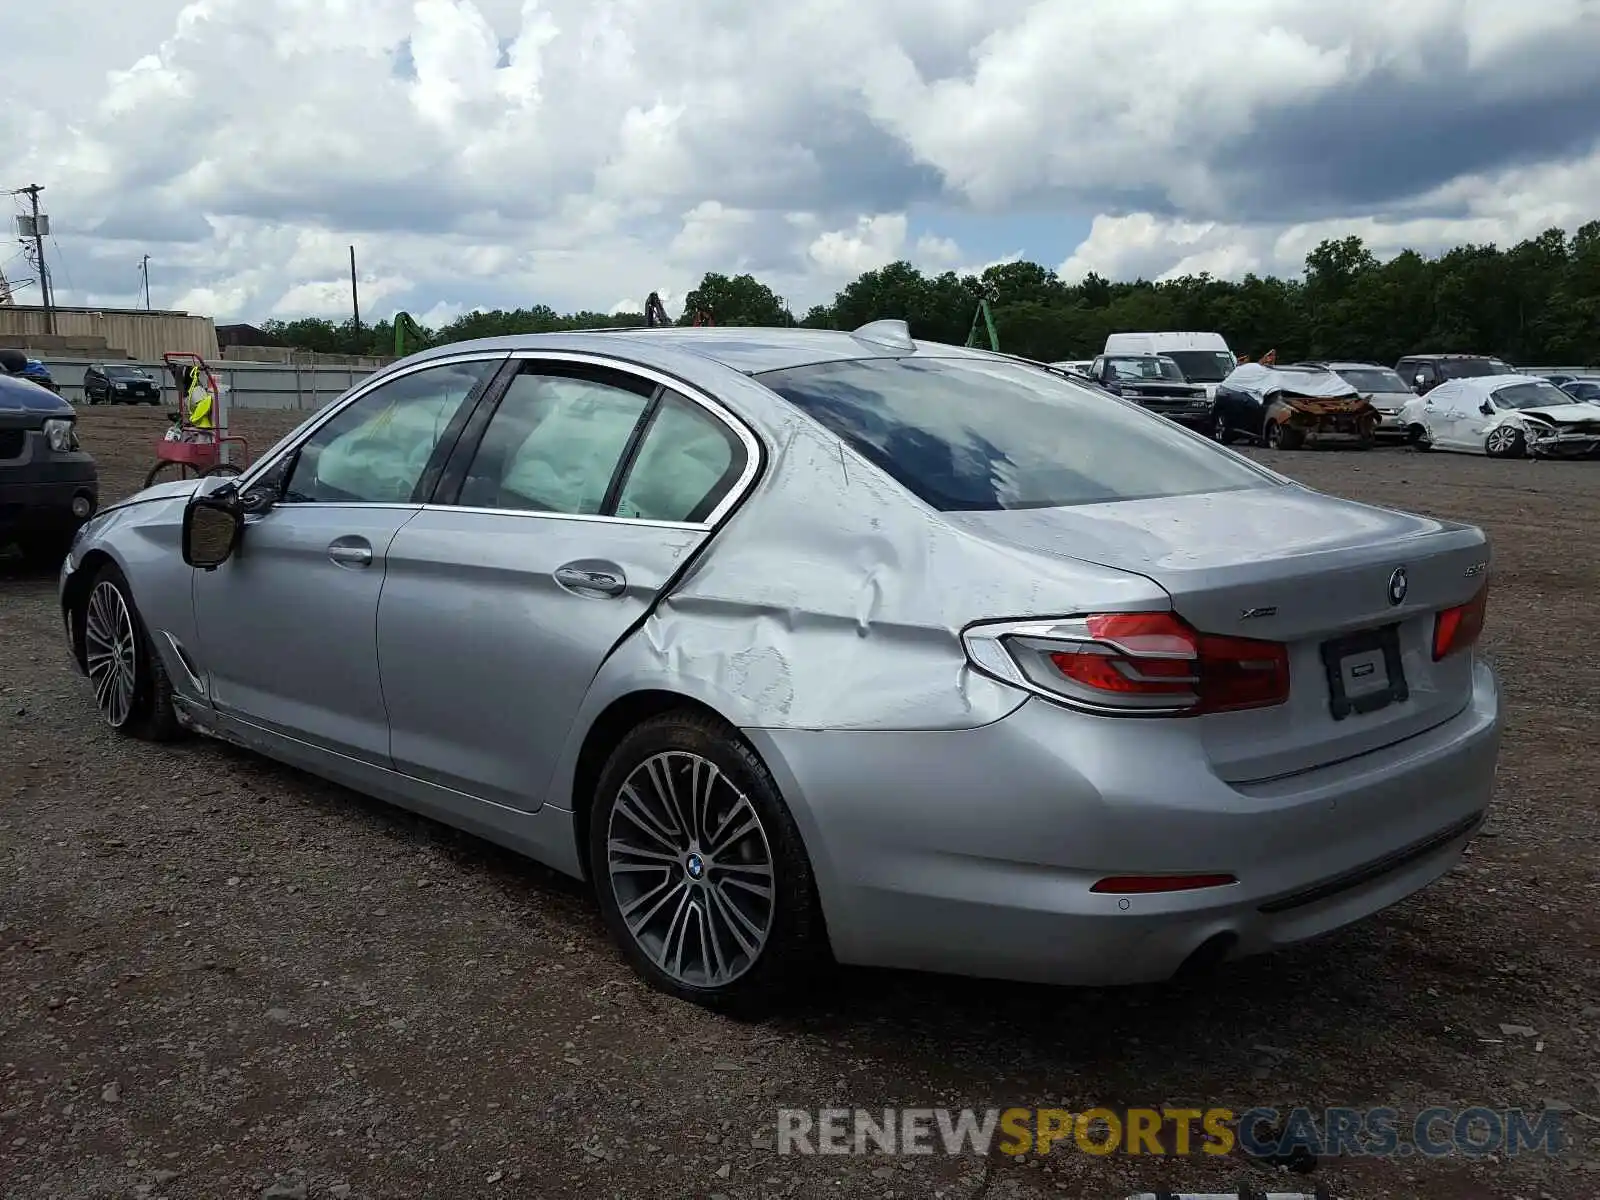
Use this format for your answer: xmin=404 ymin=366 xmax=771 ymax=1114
xmin=0 ymin=371 xmax=98 ymax=566
xmin=1395 ymin=354 xmax=1516 ymax=396
xmin=1084 ymin=353 xmax=1210 ymax=427
xmin=84 ymin=361 xmax=163 ymax=404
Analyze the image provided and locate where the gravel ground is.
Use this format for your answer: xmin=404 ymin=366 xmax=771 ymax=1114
xmin=3 ymin=405 xmax=1598 ymax=1200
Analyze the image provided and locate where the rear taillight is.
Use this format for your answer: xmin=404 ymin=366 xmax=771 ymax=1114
xmin=963 ymin=611 xmax=1289 ymax=717
xmin=1091 ymin=873 xmax=1237 ymax=894
xmin=1433 ymin=582 xmax=1489 ymax=660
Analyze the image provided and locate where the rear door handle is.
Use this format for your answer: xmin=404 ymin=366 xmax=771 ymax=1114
xmin=554 ymin=564 xmax=626 ymax=597
xmin=328 ymin=537 xmax=373 ymax=568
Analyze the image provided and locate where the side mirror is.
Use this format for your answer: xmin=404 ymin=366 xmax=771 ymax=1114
xmin=182 ymin=495 xmax=243 ymax=569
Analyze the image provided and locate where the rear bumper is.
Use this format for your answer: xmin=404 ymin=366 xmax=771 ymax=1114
xmin=748 ymin=659 xmax=1500 ymax=986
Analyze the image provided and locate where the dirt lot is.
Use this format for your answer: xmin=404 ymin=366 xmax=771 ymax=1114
xmin=3 ymin=404 xmax=1598 ymax=1200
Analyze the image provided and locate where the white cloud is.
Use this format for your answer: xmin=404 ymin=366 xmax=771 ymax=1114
xmin=2 ymin=0 xmax=1598 ymax=323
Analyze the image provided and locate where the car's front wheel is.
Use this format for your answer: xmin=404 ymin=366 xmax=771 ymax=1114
xmin=589 ymin=711 xmax=826 ymax=1014
xmin=1485 ymin=425 xmax=1526 ymax=458
xmin=79 ymin=563 xmax=182 ymax=741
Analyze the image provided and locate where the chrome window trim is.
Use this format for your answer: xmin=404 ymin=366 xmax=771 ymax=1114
xmin=419 ymin=503 xmax=707 ymax=531
xmin=502 ymin=349 xmax=764 ymax=528
xmin=230 ymin=351 xmax=514 ymax=493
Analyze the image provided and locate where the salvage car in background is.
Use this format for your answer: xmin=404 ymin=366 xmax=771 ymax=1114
xmin=84 ymin=362 xmax=162 ymax=405
xmin=1 ymin=371 xmax=98 ymax=565
xmin=1396 ymin=354 xmax=1517 ymax=396
xmin=58 ymin=324 xmax=1500 ymax=1010
xmin=1085 ymin=353 xmax=1211 ymax=427
xmin=1400 ymin=374 xmax=1600 ymax=458
xmin=1211 ymin=362 xmax=1379 ymax=449
xmin=1300 ymin=361 xmax=1414 ymax=438
xmin=1558 ymin=376 xmax=1600 ymax=403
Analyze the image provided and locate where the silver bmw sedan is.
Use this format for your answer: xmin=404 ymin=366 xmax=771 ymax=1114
xmin=59 ymin=322 xmax=1501 ymax=1011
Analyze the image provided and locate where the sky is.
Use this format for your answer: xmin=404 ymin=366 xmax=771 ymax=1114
xmin=3 ymin=0 xmax=1599 ymax=326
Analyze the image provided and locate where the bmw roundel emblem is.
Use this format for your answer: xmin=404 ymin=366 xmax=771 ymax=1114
xmin=1387 ymin=567 xmax=1408 ymax=606
xmin=685 ymin=853 xmax=705 ymax=880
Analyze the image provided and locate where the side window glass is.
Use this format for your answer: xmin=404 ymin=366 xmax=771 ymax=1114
xmin=458 ymin=371 xmax=651 ymax=514
xmin=614 ymin=392 xmax=745 ymax=523
xmin=282 ymin=360 xmax=496 ymax=504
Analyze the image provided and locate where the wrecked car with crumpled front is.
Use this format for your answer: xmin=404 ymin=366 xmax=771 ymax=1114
xmin=1210 ymin=362 xmax=1378 ymax=450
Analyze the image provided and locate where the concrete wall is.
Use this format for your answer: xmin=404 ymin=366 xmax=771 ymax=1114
xmin=41 ymin=356 xmax=382 ymax=411
xmin=0 ymin=306 xmax=219 ymax=361
xmin=220 ymin=344 xmax=397 ymax=369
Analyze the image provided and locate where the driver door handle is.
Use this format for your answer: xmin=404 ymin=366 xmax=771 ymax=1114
xmin=328 ymin=537 xmax=373 ymax=568
xmin=554 ymin=564 xmax=626 ymax=597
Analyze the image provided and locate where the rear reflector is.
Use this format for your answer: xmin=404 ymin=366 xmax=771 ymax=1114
xmin=1091 ymin=873 xmax=1238 ymax=894
xmin=1433 ymin=581 xmax=1489 ymax=660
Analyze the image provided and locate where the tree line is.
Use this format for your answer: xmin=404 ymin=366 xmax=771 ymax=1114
xmin=260 ymin=222 xmax=1600 ymax=368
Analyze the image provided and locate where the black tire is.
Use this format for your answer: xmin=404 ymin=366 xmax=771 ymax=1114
xmin=588 ymin=710 xmax=827 ymax=1015
xmin=147 ymin=397 xmax=160 ymax=406
xmin=144 ymin=460 xmax=199 ymax=489
xmin=1485 ymin=426 xmax=1526 ymax=458
xmin=1264 ymin=420 xmax=1305 ymax=451
xmin=78 ymin=562 xmax=182 ymax=742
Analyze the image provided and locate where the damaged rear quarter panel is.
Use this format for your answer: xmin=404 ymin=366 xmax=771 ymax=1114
xmin=576 ymin=406 xmax=1170 ymax=737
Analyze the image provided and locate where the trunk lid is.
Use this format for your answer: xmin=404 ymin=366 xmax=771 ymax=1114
xmin=945 ymin=484 xmax=1489 ymax=783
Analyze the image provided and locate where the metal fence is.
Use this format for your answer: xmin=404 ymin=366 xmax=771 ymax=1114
xmin=40 ymin=357 xmax=381 ymax=411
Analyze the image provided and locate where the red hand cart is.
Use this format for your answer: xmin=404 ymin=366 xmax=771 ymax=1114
xmin=144 ymin=352 xmax=251 ymax=489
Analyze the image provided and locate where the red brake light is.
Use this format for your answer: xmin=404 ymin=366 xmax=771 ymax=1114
xmin=1091 ymin=873 xmax=1237 ymax=894
xmin=1433 ymin=582 xmax=1489 ymax=660
xmin=1023 ymin=611 xmax=1288 ymax=716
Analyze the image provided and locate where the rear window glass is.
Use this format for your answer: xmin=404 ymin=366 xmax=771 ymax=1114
xmin=1438 ymin=359 xmax=1497 ymax=379
xmin=757 ymin=357 xmax=1274 ymax=512
xmin=1334 ymin=367 xmax=1409 ymax=394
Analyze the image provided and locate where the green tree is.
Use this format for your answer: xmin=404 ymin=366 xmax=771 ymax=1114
xmin=679 ymin=273 xmax=793 ymax=326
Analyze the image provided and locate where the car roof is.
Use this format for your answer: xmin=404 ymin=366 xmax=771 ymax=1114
xmin=391 ymin=324 xmax=1011 ymax=379
xmin=1437 ymin=373 xmax=1557 ymax=396
xmin=1400 ymin=353 xmax=1500 ymax=362
xmin=1310 ymin=360 xmax=1393 ymax=370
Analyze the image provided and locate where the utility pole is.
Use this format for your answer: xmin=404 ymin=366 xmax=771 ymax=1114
xmin=14 ymin=184 xmax=54 ymax=333
xmin=349 ymin=245 xmax=361 ymax=335
xmin=140 ymin=254 xmax=151 ymax=310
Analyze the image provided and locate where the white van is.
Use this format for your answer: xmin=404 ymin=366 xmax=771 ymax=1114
xmin=1102 ymin=332 xmax=1237 ymax=398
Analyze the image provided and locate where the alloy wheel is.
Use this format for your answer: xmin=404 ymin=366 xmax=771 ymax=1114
xmin=605 ymin=751 xmax=776 ymax=989
xmin=84 ymin=580 xmax=138 ymax=729
xmin=1486 ymin=426 xmax=1517 ymax=455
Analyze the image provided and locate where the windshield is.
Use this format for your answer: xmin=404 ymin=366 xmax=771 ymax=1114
xmin=1334 ymin=367 xmax=1410 ymax=394
xmin=105 ymin=365 xmax=151 ymax=379
xmin=1563 ymin=381 xmax=1600 ymax=402
xmin=1107 ymin=356 xmax=1186 ymax=382
xmin=1492 ymin=381 xmax=1580 ymax=410
xmin=1437 ymin=359 xmax=1497 ymax=380
xmin=756 ymin=357 xmax=1272 ymax=512
xmin=1161 ymin=350 xmax=1236 ymax=383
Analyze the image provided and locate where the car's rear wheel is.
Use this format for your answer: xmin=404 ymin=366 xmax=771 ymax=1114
xmin=589 ymin=711 xmax=826 ymax=1014
xmin=81 ymin=563 xmax=182 ymax=741
xmin=1485 ymin=425 xmax=1526 ymax=458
